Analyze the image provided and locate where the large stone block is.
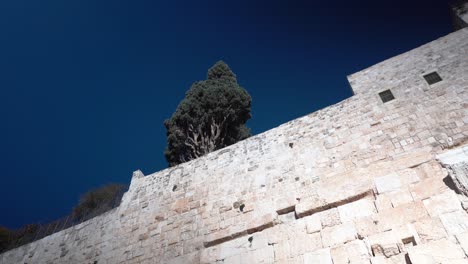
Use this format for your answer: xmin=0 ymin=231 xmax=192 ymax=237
xmin=422 ymin=190 xmax=462 ymax=217
xmin=375 ymin=173 xmax=402 ymax=194
xmin=413 ymin=217 xmax=448 ymax=243
xmin=439 ymin=210 xmax=468 ymax=236
xmin=407 ymin=238 xmax=466 ymax=264
xmin=303 ymin=248 xmax=333 ymax=264
xmin=368 ymin=230 xmax=401 ymax=258
xmin=338 ymin=198 xmax=377 ymax=222
xmin=410 ymin=176 xmax=449 ymax=201
xmin=321 ymin=222 xmax=357 ymax=247
xmin=331 ymin=240 xmax=370 ymax=264
xmin=373 ymin=201 xmax=428 ymax=232
xmin=304 ymin=214 xmax=322 ymax=234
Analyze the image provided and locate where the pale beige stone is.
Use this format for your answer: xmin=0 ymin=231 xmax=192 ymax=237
xmin=413 ymin=217 xmax=448 ymax=243
xmin=319 ymin=208 xmax=341 ymax=228
xmin=439 ymin=210 xmax=468 ymax=236
xmin=375 ymin=194 xmax=393 ymax=212
xmin=407 ymin=238 xmax=466 ymax=264
xmin=368 ymin=230 xmax=401 ymax=258
xmin=288 ymin=233 xmax=322 ymax=257
xmin=331 ymin=240 xmax=370 ymax=264
xmin=304 ymin=214 xmax=321 ymax=234
xmin=370 ymin=254 xmax=408 ymax=264
xmin=273 ymin=240 xmax=291 ymax=261
xmin=303 ymin=248 xmax=333 ymax=264
xmin=354 ymin=216 xmax=379 ymax=238
xmin=338 ymin=198 xmax=377 ymax=222
xmin=375 ymin=172 xmax=401 ymax=194
xmin=388 ymin=188 xmax=414 ymax=208
xmin=423 ymin=190 xmax=462 ymax=217
xmin=321 ymin=222 xmax=357 ymax=247
xmin=392 ymin=223 xmax=421 ymax=248
xmin=410 ymin=176 xmax=449 ymax=201
xmin=456 ymin=231 xmax=468 ymax=256
xmin=373 ymin=201 xmax=428 ymax=232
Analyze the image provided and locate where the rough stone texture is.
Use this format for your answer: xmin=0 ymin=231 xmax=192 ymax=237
xmin=2 ymin=28 xmax=468 ymax=264
xmin=407 ymin=238 xmax=467 ymax=263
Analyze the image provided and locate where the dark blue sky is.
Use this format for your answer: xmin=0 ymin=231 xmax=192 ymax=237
xmin=0 ymin=0 xmax=453 ymax=228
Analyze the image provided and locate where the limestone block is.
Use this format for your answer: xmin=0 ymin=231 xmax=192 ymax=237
xmin=295 ymin=196 xmax=326 ymax=218
xmin=246 ymin=212 xmax=277 ymax=234
xmin=172 ymin=198 xmax=190 ymax=214
xmin=439 ymin=210 xmax=468 ymax=236
xmin=368 ymin=230 xmax=401 ymax=258
xmin=392 ymin=223 xmax=421 ymax=248
xmin=304 ymin=214 xmax=321 ymax=234
xmin=407 ymin=238 xmax=466 ymax=264
xmin=375 ymin=173 xmax=401 ymax=194
xmin=338 ymin=198 xmax=377 ymax=222
xmin=395 ymin=168 xmax=420 ymax=185
xmin=321 ymin=222 xmax=357 ymax=247
xmin=224 ymin=254 xmax=241 ymax=264
xmin=413 ymin=217 xmax=448 ymax=243
xmin=295 ymin=174 xmax=373 ymax=218
xmin=354 ymin=216 xmax=379 ymax=238
xmin=251 ymin=246 xmax=274 ymax=263
xmin=422 ymin=190 xmax=462 ymax=217
xmin=273 ymin=240 xmax=291 ymax=261
xmin=331 ymin=239 xmax=370 ymax=264
xmin=388 ymin=188 xmax=414 ymax=208
xmin=373 ymin=201 xmax=428 ymax=232
xmin=370 ymin=254 xmax=408 ymax=264
xmin=375 ymin=194 xmax=393 ymax=212
xmin=288 ymin=233 xmax=322 ymax=257
xmin=303 ymin=248 xmax=333 ymax=264
xmin=319 ymin=208 xmax=341 ymax=228
xmin=410 ymin=176 xmax=448 ymax=201
xmin=456 ymin=231 xmax=468 ymax=256
xmin=275 ymin=196 xmax=297 ymax=214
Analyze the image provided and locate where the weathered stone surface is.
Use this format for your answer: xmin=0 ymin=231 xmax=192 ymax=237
xmin=319 ymin=208 xmax=342 ymax=228
xmin=439 ymin=210 xmax=468 ymax=236
xmin=321 ymin=222 xmax=357 ymax=247
xmin=331 ymin=240 xmax=370 ymax=264
xmin=368 ymin=230 xmax=401 ymax=258
xmin=375 ymin=173 xmax=402 ymax=194
xmin=413 ymin=217 xmax=448 ymax=243
xmin=338 ymin=198 xmax=377 ymax=222
xmin=388 ymin=188 xmax=414 ymax=208
xmin=407 ymin=238 xmax=466 ymax=264
xmin=456 ymin=231 xmax=468 ymax=256
xmin=375 ymin=194 xmax=393 ymax=212
xmin=423 ymin=190 xmax=462 ymax=217
xmin=438 ymin=146 xmax=468 ymax=197
xmin=373 ymin=201 xmax=428 ymax=232
xmin=303 ymin=247 xmax=333 ymax=264
xmin=304 ymin=214 xmax=322 ymax=234
xmin=410 ymin=176 xmax=449 ymax=201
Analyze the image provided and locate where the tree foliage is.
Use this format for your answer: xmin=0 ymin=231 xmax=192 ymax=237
xmin=72 ymin=183 xmax=126 ymax=221
xmin=0 ymin=226 xmax=12 ymax=252
xmin=164 ymin=61 xmax=252 ymax=166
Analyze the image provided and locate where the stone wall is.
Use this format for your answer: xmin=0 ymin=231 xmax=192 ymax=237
xmin=453 ymin=2 xmax=468 ymax=30
xmin=1 ymin=28 xmax=468 ymax=264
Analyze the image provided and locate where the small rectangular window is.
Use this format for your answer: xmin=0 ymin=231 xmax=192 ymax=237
xmin=423 ymin=72 xmax=442 ymax=85
xmin=379 ymin=89 xmax=395 ymax=103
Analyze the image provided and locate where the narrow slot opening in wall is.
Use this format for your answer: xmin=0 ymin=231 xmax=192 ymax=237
xmin=423 ymin=72 xmax=442 ymax=85
xmin=378 ymin=89 xmax=395 ymax=103
xmin=402 ymin=236 xmax=417 ymax=248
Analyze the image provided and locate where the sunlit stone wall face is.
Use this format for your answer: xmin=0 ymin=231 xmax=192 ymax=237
xmin=2 ymin=28 xmax=468 ymax=264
